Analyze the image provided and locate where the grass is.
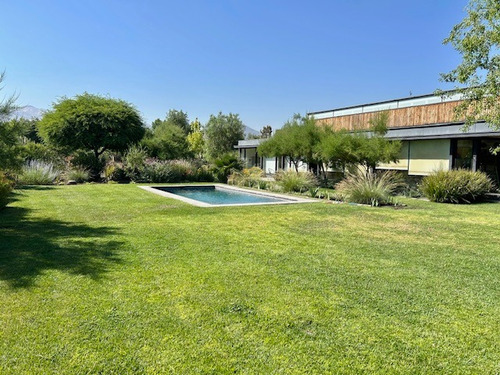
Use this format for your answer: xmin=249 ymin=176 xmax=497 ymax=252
xmin=0 ymin=184 xmax=499 ymax=374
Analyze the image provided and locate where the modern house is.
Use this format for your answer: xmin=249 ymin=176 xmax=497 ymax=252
xmin=234 ymin=139 xmax=308 ymax=174
xmin=236 ymin=92 xmax=500 ymax=182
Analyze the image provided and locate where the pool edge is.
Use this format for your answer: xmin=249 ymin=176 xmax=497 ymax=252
xmin=138 ymin=184 xmax=318 ymax=207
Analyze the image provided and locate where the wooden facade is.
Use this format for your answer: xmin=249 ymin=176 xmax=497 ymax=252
xmin=315 ymin=100 xmax=463 ymax=131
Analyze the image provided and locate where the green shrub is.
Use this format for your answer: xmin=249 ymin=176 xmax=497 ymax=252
xmin=193 ymin=165 xmax=215 ymax=183
xmin=107 ymin=164 xmax=130 ymax=183
xmin=420 ymin=169 xmax=493 ymax=204
xmin=22 ymin=142 xmax=65 ymax=168
xmin=211 ymin=153 xmax=244 ymax=183
xmin=71 ymin=151 xmax=106 ymax=181
xmin=0 ymin=171 xmax=13 ymax=209
xmin=274 ymin=170 xmax=317 ymax=193
xmin=228 ymin=167 xmax=265 ymax=188
xmin=66 ymin=167 xmax=90 ymax=183
xmin=17 ymin=160 xmax=60 ymax=185
xmin=335 ymin=170 xmax=401 ymax=206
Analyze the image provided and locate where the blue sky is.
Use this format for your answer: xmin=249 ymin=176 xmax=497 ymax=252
xmin=1 ymin=0 xmax=468 ymax=130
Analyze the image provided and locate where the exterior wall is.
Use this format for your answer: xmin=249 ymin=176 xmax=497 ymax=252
xmin=315 ymin=100 xmax=462 ymax=131
xmin=264 ymin=157 xmax=276 ymax=174
xmin=376 ymin=139 xmax=451 ymax=175
xmin=408 ymin=139 xmax=451 ymax=175
xmin=377 ymin=141 xmax=410 ymax=171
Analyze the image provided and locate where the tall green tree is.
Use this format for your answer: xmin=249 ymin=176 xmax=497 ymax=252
xmin=153 ymin=109 xmax=190 ymax=134
xmin=0 ymin=72 xmax=17 ymax=122
xmin=258 ymin=114 xmax=321 ymax=172
xmin=319 ymin=112 xmax=401 ymax=173
xmin=441 ymin=0 xmax=500 ymax=131
xmin=38 ymin=93 xmax=145 ymax=177
xmin=186 ymin=118 xmax=204 ymax=159
xmin=142 ymin=121 xmax=191 ymax=160
xmin=204 ymin=112 xmax=244 ymax=159
xmin=38 ymin=93 xmax=145 ymax=159
xmin=0 ymin=72 xmax=24 ymax=172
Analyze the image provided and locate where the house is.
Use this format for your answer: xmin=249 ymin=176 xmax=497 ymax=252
xmin=310 ymin=92 xmax=500 ymax=182
xmin=235 ymin=92 xmax=500 ymax=183
xmin=234 ymin=139 xmax=308 ymax=174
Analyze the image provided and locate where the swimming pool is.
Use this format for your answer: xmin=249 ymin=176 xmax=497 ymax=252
xmin=140 ymin=185 xmax=316 ymax=207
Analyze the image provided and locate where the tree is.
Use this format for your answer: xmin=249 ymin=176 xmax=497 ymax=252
xmin=319 ymin=112 xmax=401 ymax=173
xmin=153 ymin=109 xmax=190 ymax=134
xmin=260 ymin=125 xmax=272 ymax=138
xmin=0 ymin=72 xmax=24 ymax=172
xmin=258 ymin=114 xmax=321 ymax=172
xmin=0 ymin=119 xmax=27 ymax=171
xmin=441 ymin=0 xmax=500 ymax=131
xmin=142 ymin=122 xmax=191 ymax=160
xmin=186 ymin=118 xmax=204 ymax=158
xmin=0 ymin=72 xmax=17 ymax=122
xmin=38 ymin=93 xmax=145 ymax=160
xmin=204 ymin=112 xmax=244 ymax=159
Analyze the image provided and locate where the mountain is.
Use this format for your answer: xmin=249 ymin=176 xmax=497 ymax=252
xmin=244 ymin=125 xmax=259 ymax=138
xmin=10 ymin=105 xmax=44 ymax=120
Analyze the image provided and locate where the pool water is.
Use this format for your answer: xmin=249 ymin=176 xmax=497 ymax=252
xmin=155 ymin=186 xmax=291 ymax=205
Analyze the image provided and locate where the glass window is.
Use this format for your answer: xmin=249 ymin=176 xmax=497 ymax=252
xmin=454 ymin=139 xmax=473 ymax=169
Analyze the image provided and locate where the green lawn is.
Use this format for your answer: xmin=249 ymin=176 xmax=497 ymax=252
xmin=1 ymin=184 xmax=499 ymax=374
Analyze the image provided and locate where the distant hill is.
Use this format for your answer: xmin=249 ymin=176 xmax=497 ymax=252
xmin=244 ymin=125 xmax=259 ymax=138
xmin=10 ymin=105 xmax=44 ymax=120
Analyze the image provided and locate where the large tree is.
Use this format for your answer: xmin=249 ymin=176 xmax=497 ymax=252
xmin=441 ymin=0 xmax=500 ymax=131
xmin=0 ymin=72 xmax=24 ymax=172
xmin=0 ymin=72 xmax=17 ymax=122
xmin=142 ymin=122 xmax=191 ymax=160
xmin=258 ymin=114 xmax=322 ymax=172
xmin=186 ymin=118 xmax=204 ymax=159
xmin=320 ymin=112 xmax=401 ymax=173
xmin=204 ymin=112 xmax=244 ymax=159
xmin=153 ymin=109 xmax=190 ymax=134
xmin=38 ymin=93 xmax=145 ymax=160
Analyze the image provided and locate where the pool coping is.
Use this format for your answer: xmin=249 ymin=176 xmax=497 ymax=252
xmin=139 ymin=184 xmax=318 ymax=207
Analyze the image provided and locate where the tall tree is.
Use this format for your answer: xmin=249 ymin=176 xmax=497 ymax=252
xmin=258 ymin=114 xmax=321 ymax=172
xmin=38 ymin=93 xmax=145 ymax=177
xmin=441 ymin=0 xmax=500 ymax=131
xmin=0 ymin=72 xmax=24 ymax=171
xmin=0 ymin=72 xmax=17 ymax=122
xmin=142 ymin=121 xmax=191 ymax=160
xmin=204 ymin=112 xmax=244 ymax=159
xmin=164 ymin=109 xmax=190 ymax=134
xmin=319 ymin=112 xmax=401 ymax=173
xmin=186 ymin=118 xmax=204 ymax=159
xmin=260 ymin=125 xmax=272 ymax=138
xmin=38 ymin=93 xmax=145 ymax=159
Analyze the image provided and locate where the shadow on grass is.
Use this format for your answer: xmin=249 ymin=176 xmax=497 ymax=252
xmin=0 ymin=206 xmax=124 ymax=289
xmin=14 ymin=185 xmax=56 ymax=191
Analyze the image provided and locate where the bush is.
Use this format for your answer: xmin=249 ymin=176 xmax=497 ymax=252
xmin=23 ymin=142 xmax=65 ymax=168
xmin=66 ymin=167 xmax=90 ymax=183
xmin=420 ymin=169 xmax=493 ymax=204
xmin=17 ymin=160 xmax=60 ymax=185
xmin=0 ymin=171 xmax=13 ymax=209
xmin=228 ymin=167 xmax=265 ymax=188
xmin=211 ymin=153 xmax=244 ymax=183
xmin=70 ymin=151 xmax=106 ymax=181
xmin=274 ymin=170 xmax=317 ymax=193
xmin=335 ymin=170 xmax=401 ymax=206
xmin=107 ymin=164 xmax=130 ymax=183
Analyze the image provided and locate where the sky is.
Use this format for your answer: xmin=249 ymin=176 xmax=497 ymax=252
xmin=1 ymin=0 xmax=469 ymax=130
